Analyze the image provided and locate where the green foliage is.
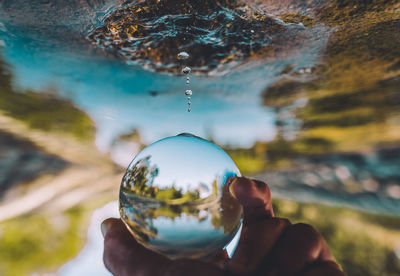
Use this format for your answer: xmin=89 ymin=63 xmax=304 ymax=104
xmin=229 ymin=152 xmax=266 ymax=175
xmin=273 ymin=199 xmax=400 ymax=276
xmin=0 ymin=208 xmax=86 ymax=276
xmin=124 ymin=156 xmax=202 ymax=204
xmin=226 ymin=143 xmax=267 ymax=174
xmin=0 ymin=57 xmax=95 ymax=141
xmin=155 ymin=186 xmax=184 ymax=201
xmin=259 ymin=0 xmax=400 ymax=168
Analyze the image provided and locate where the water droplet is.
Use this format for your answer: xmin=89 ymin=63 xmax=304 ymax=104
xmin=177 ymin=51 xmax=190 ymax=60
xmin=187 ymin=97 xmax=191 ymax=100
xmin=298 ymin=67 xmax=313 ymax=74
xmin=182 ymin=67 xmax=191 ymax=74
xmin=185 ymin=90 xmax=192 ymax=96
xmin=119 ymin=135 xmax=242 ymax=259
xmin=188 ymin=108 xmax=191 ymax=112
xmin=250 ymin=29 xmax=254 ymax=33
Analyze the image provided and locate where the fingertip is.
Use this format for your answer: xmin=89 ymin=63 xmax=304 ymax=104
xmin=101 ymin=218 xmax=117 ymax=238
xmin=230 ymin=177 xmax=271 ymax=208
xmin=229 ymin=177 xmax=274 ymax=224
xmin=101 ymin=218 xmax=128 ymax=238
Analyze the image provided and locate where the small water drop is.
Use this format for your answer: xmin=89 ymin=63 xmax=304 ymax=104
xmin=182 ymin=67 xmax=191 ymax=74
xmin=185 ymin=90 xmax=192 ymax=96
xmin=186 ymin=79 xmax=190 ymax=85
xmin=188 ymin=108 xmax=191 ymax=112
xmin=187 ymin=97 xmax=191 ymax=100
xmin=177 ymin=51 xmax=190 ymax=60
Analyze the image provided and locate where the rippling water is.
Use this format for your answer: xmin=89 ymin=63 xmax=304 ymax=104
xmin=89 ymin=0 xmax=289 ymax=74
xmin=0 ymin=0 xmax=399 ymax=275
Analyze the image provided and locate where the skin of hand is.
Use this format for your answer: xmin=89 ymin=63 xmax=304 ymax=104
xmin=101 ymin=177 xmax=346 ymax=276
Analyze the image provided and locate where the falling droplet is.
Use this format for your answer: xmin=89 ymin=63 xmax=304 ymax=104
xmin=182 ymin=67 xmax=191 ymax=74
xmin=177 ymin=51 xmax=189 ymax=60
xmin=178 ymin=52 xmax=192 ymax=112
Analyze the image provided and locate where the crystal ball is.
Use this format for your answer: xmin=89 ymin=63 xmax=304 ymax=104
xmin=119 ymin=133 xmax=243 ymax=259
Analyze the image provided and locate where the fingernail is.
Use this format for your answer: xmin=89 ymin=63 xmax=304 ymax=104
xmin=228 ymin=176 xmax=238 ymax=198
xmin=101 ymin=220 xmax=112 ymax=238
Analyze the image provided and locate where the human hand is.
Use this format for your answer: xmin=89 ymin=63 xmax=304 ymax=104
xmin=101 ymin=177 xmax=346 ymax=276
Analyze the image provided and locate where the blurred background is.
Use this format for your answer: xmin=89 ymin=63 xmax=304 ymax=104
xmin=0 ymin=0 xmax=399 ymax=275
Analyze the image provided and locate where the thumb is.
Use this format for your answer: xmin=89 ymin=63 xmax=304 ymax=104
xmin=229 ymin=177 xmax=274 ymax=224
xmin=227 ymin=177 xmax=290 ymax=275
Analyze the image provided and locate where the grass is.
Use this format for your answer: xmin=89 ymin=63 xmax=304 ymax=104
xmin=0 ymin=57 xmax=95 ymax=141
xmin=273 ymin=198 xmax=400 ymax=276
xmin=0 ymin=208 xmax=88 ymax=276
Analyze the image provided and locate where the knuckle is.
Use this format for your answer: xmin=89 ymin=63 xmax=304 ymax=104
xmin=292 ymin=223 xmax=321 ymax=242
xmin=276 ymin=217 xmax=292 ymax=228
xmin=266 ymin=218 xmax=292 ymax=232
xmin=253 ymin=179 xmax=268 ymax=191
xmin=289 ymin=223 xmax=323 ymax=259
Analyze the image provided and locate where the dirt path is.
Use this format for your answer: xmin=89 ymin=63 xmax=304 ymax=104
xmin=0 ymin=112 xmax=122 ymax=221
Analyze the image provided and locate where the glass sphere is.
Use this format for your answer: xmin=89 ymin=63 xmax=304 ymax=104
xmin=119 ymin=133 xmax=243 ymax=259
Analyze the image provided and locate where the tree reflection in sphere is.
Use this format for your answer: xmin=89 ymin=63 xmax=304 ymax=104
xmin=119 ymin=133 xmax=243 ymax=259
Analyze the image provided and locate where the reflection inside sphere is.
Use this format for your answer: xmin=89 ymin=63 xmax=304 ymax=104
xmin=119 ymin=133 xmax=243 ymax=259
